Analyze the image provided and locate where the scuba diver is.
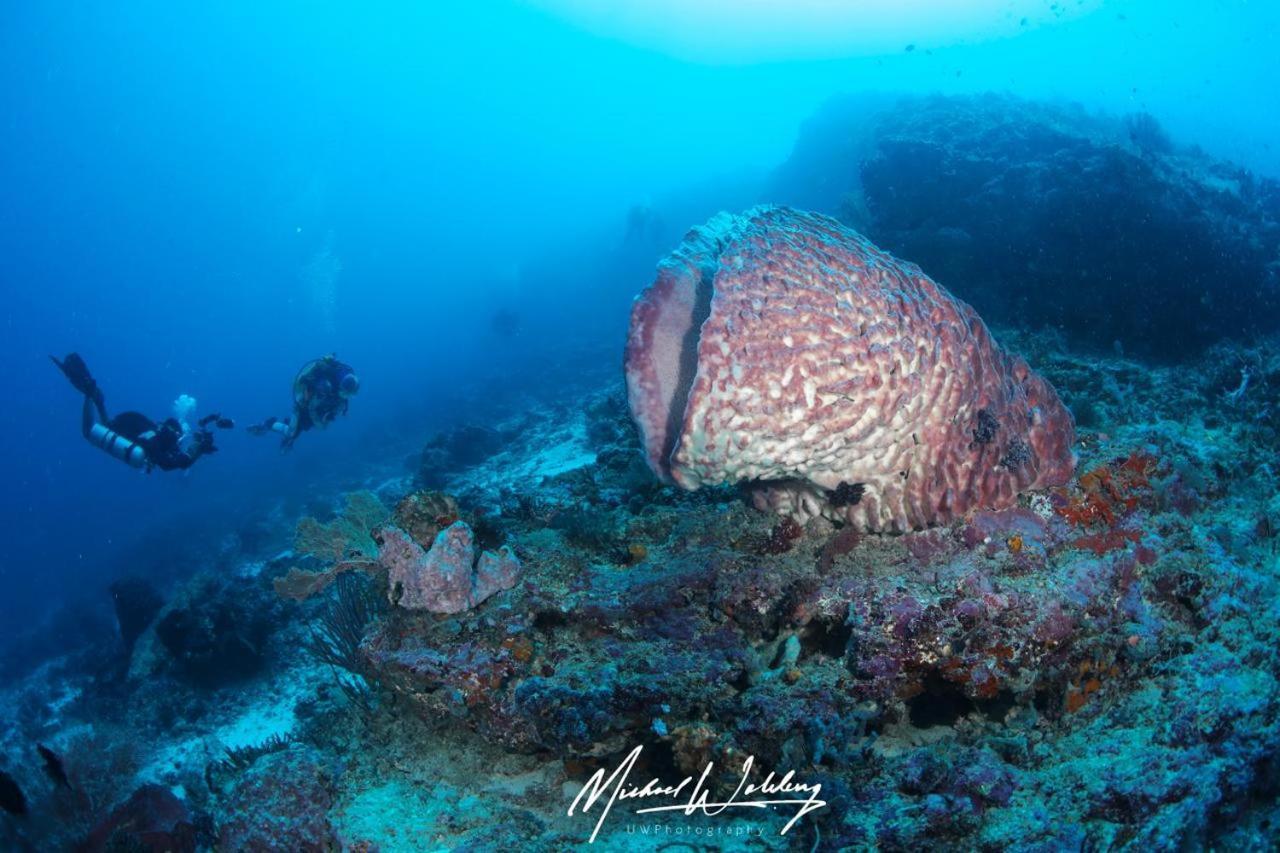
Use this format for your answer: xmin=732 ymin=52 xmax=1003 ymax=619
xmin=246 ymin=354 xmax=359 ymax=449
xmin=52 ymin=353 xmax=233 ymax=472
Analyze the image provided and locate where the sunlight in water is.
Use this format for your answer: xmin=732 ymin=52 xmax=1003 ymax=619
xmin=302 ymin=231 xmax=342 ymax=335
xmin=526 ymin=0 xmax=1105 ymax=61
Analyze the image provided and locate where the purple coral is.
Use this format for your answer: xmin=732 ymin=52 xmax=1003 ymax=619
xmin=380 ymin=521 xmax=521 ymax=613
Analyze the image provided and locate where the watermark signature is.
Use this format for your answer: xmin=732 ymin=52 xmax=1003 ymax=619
xmin=567 ymin=744 xmax=826 ymax=843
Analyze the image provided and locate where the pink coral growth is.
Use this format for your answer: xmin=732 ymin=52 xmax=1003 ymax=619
xmin=474 ymin=546 xmax=522 ymax=605
xmin=380 ymin=521 xmax=521 ymax=613
xmin=625 ymin=205 xmax=1075 ymax=531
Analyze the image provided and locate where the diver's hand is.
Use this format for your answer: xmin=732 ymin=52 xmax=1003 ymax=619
xmin=199 ymin=413 xmax=235 ymax=430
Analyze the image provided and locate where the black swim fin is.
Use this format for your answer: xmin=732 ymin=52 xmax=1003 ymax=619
xmin=50 ymin=352 xmax=101 ymax=402
xmin=245 ymin=417 xmax=278 ymax=436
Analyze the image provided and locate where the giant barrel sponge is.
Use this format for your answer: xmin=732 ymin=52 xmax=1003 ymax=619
xmin=624 ymin=206 xmax=1076 ymax=532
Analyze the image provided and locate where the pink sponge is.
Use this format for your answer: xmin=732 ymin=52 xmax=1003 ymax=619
xmin=624 ymin=206 xmax=1075 ymax=532
xmin=380 ymin=522 xmax=521 ymax=613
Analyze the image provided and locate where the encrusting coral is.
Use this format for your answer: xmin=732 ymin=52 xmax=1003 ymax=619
xmin=624 ymin=205 xmax=1076 ymax=532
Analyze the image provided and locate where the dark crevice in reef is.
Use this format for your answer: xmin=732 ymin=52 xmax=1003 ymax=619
xmin=1033 ymin=688 xmax=1058 ymax=719
xmin=799 ymin=614 xmax=854 ymax=660
xmin=907 ymin=674 xmax=1017 ymax=729
xmin=566 ymin=740 xmax=682 ymax=787
xmin=980 ymin=690 xmax=1018 ymax=723
xmin=661 ymin=268 xmax=715 ymax=468
xmin=533 ymin=609 xmax=569 ymax=634
xmin=827 ymin=481 xmax=866 ymax=508
xmin=908 ymin=675 xmax=976 ymax=728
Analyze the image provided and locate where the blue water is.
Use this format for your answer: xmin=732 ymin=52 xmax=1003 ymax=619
xmin=0 ymin=0 xmax=1276 ymax=667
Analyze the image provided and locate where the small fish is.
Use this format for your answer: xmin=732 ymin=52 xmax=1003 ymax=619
xmin=0 ymin=769 xmax=27 ymax=816
xmin=37 ymin=745 xmax=71 ymax=790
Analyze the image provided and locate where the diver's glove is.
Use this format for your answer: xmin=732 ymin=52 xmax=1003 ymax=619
xmin=192 ymin=430 xmax=218 ymax=455
xmin=199 ymin=413 xmax=235 ymax=430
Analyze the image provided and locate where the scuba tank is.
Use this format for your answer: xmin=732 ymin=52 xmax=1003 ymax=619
xmin=87 ymin=423 xmax=148 ymax=469
xmin=271 ymin=420 xmax=291 ymax=435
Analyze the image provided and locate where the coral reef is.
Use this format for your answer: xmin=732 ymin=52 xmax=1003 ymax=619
xmin=418 ymin=424 xmax=516 ymax=488
xmin=109 ymin=578 xmax=163 ymax=655
xmin=625 ymin=205 xmax=1075 ymax=531
xmin=2 ymin=329 xmax=1278 ymax=850
xmin=213 ymin=750 xmax=336 ymax=850
xmin=771 ymin=93 xmax=1280 ymax=358
xmin=152 ymin=576 xmax=280 ymax=687
xmin=0 ymin=770 xmax=26 ymax=817
xmin=392 ymin=490 xmax=459 ymax=546
xmin=81 ymin=784 xmax=197 ymax=852
xmin=363 ymin=341 xmax=1277 ymax=848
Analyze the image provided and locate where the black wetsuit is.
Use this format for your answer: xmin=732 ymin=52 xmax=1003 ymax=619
xmin=112 ymin=414 xmax=211 ymax=471
xmin=54 ymin=353 xmax=226 ymax=472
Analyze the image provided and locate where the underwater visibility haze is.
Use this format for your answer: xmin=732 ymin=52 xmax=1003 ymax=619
xmin=1 ymin=0 xmax=1279 ymax=849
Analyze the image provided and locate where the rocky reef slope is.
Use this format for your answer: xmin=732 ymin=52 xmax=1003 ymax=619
xmin=771 ymin=93 xmax=1280 ymax=360
xmin=9 ymin=328 xmax=1277 ymax=850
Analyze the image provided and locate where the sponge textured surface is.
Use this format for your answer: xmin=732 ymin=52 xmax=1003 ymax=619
xmin=625 ymin=206 xmax=1075 ymax=531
